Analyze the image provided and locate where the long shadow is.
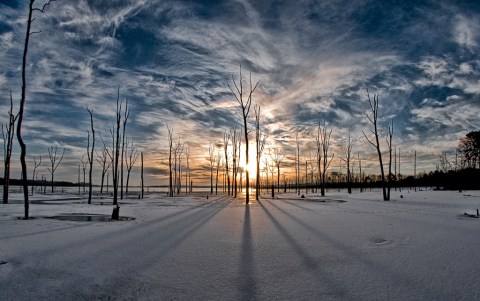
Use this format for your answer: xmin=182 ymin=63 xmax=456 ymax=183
xmin=237 ymin=205 xmax=257 ymax=300
xmin=17 ymin=196 xmax=232 ymax=260
xmin=267 ymin=199 xmax=443 ymax=299
xmin=257 ymin=200 xmax=345 ymax=298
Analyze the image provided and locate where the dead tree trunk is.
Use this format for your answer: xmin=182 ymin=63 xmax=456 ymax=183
xmin=120 ymin=101 xmax=129 ymax=200
xmin=254 ymin=104 xmax=266 ymax=201
xmin=47 ymin=146 xmax=65 ymax=193
xmin=228 ymin=66 xmax=259 ymax=205
xmin=3 ymin=92 xmax=17 ymax=204
xmin=125 ymin=139 xmax=138 ymax=196
xmin=320 ymin=121 xmax=334 ymax=197
xmin=18 ymin=0 xmax=56 ymax=219
xmin=86 ymin=107 xmax=95 ymax=204
xmin=167 ymin=124 xmax=174 ymax=197
xmin=141 ymin=152 xmax=144 ymax=199
xmin=362 ymin=91 xmax=389 ymax=201
xmin=96 ymin=133 xmax=111 ymax=194
xmin=209 ymin=143 xmax=215 ymax=195
xmin=31 ymin=156 xmax=41 ymax=196
xmin=342 ymin=132 xmax=353 ymax=194
xmin=223 ymin=130 xmax=231 ymax=195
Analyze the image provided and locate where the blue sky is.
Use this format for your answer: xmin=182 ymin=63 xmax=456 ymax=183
xmin=1 ymin=0 xmax=479 ymax=186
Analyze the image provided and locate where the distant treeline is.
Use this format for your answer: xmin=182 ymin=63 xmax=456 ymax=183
xmin=0 ymin=178 xmax=76 ymax=187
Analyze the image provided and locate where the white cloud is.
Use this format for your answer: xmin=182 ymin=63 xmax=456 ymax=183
xmin=453 ymin=15 xmax=479 ymax=50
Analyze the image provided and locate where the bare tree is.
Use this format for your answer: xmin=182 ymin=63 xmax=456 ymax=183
xmin=86 ymin=107 xmax=95 ymax=204
xmin=342 ymin=132 xmax=354 ymax=194
xmin=31 ymin=156 xmax=41 ymax=196
xmin=228 ymin=66 xmax=259 ymax=204
xmin=167 ymin=124 xmax=174 ymax=197
xmin=120 ymin=100 xmax=130 ymax=199
xmin=223 ymin=130 xmax=231 ymax=195
xmin=231 ymin=127 xmax=239 ymax=197
xmin=296 ymin=132 xmax=301 ymax=195
xmin=173 ymin=138 xmax=184 ymax=195
xmin=319 ymin=121 xmax=334 ymax=196
xmin=140 ymin=152 xmax=144 ymax=199
xmin=254 ymin=104 xmax=267 ymax=200
xmin=184 ymin=145 xmax=189 ymax=194
xmin=112 ymin=89 xmax=122 ymax=207
xmin=209 ymin=143 xmax=215 ymax=195
xmin=125 ymin=138 xmax=138 ymax=195
xmin=271 ymin=149 xmax=285 ymax=192
xmin=95 ymin=133 xmax=112 ymax=194
xmin=80 ymin=155 xmax=87 ymax=193
xmin=17 ymin=0 xmax=56 ymax=219
xmin=215 ymin=152 xmax=221 ymax=195
xmin=47 ymin=146 xmax=65 ymax=193
xmin=3 ymin=92 xmax=18 ymax=204
xmin=385 ymin=120 xmax=393 ymax=200
xmin=362 ymin=91 xmax=389 ymax=201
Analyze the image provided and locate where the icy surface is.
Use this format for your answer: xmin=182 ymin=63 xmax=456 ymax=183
xmin=1 ymin=189 xmax=480 ymax=300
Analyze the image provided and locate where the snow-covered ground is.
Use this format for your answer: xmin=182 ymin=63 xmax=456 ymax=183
xmin=1 ymin=189 xmax=480 ymax=300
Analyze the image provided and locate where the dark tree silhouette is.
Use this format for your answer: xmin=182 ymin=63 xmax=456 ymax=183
xmin=17 ymin=0 xmax=56 ymax=219
xmin=319 ymin=121 xmax=334 ymax=196
xmin=80 ymin=155 xmax=87 ymax=194
xmin=31 ymin=156 xmax=41 ymax=196
xmin=254 ymin=104 xmax=267 ymax=201
xmin=112 ymin=89 xmax=122 ymax=207
xmin=362 ymin=91 xmax=389 ymax=201
xmin=228 ymin=66 xmax=259 ymax=205
xmin=86 ymin=107 xmax=95 ymax=204
xmin=47 ymin=146 xmax=65 ymax=193
xmin=95 ymin=133 xmax=112 ymax=194
xmin=342 ymin=132 xmax=354 ymax=194
xmin=209 ymin=143 xmax=215 ymax=195
xmin=3 ymin=92 xmax=17 ymax=204
xmin=120 ymin=100 xmax=130 ymax=200
xmin=458 ymin=130 xmax=480 ymax=169
xmin=167 ymin=124 xmax=174 ymax=197
xmin=223 ymin=130 xmax=231 ymax=195
xmin=125 ymin=138 xmax=138 ymax=195
xmin=140 ymin=151 xmax=144 ymax=199
xmin=272 ymin=149 xmax=285 ymax=193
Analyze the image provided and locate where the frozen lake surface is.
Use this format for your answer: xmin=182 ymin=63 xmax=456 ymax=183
xmin=1 ymin=189 xmax=480 ymax=300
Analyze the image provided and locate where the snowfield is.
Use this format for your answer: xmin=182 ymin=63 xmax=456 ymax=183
xmin=1 ymin=189 xmax=480 ymax=300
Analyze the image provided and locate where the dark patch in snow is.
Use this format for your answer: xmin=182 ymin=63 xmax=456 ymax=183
xmin=0 ymin=261 xmax=7 ymax=265
xmin=370 ymin=236 xmax=389 ymax=244
xmin=46 ymin=213 xmax=135 ymax=222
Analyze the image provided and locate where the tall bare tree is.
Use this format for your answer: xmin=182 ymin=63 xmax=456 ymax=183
xmin=231 ymin=127 xmax=239 ymax=197
xmin=140 ymin=151 xmax=144 ymax=199
xmin=3 ymin=92 xmax=17 ymax=204
xmin=120 ymin=100 xmax=130 ymax=200
xmin=296 ymin=132 xmax=301 ymax=195
xmin=342 ymin=132 xmax=354 ymax=194
xmin=254 ymin=104 xmax=267 ymax=200
xmin=86 ymin=107 xmax=95 ymax=204
xmin=215 ymin=152 xmax=221 ymax=195
xmin=31 ymin=156 xmax=41 ymax=196
xmin=228 ymin=66 xmax=259 ymax=205
xmin=209 ymin=143 xmax=215 ymax=195
xmin=80 ymin=155 xmax=87 ymax=193
xmin=223 ymin=130 xmax=231 ymax=195
xmin=47 ymin=146 xmax=65 ymax=193
xmin=385 ymin=120 xmax=393 ymax=200
xmin=17 ymin=0 xmax=56 ymax=219
xmin=125 ymin=138 xmax=138 ymax=195
xmin=362 ymin=91 xmax=389 ymax=201
xmin=96 ymin=133 xmax=112 ymax=194
xmin=112 ymin=89 xmax=122 ymax=207
xmin=167 ymin=124 xmax=174 ymax=197
xmin=319 ymin=121 xmax=334 ymax=196
xmin=271 ymin=149 xmax=285 ymax=192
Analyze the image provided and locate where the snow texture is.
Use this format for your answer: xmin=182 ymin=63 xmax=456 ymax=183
xmin=1 ymin=189 xmax=480 ymax=300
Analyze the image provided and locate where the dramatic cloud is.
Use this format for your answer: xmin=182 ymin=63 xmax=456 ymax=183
xmin=0 ymin=0 xmax=479 ymax=184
